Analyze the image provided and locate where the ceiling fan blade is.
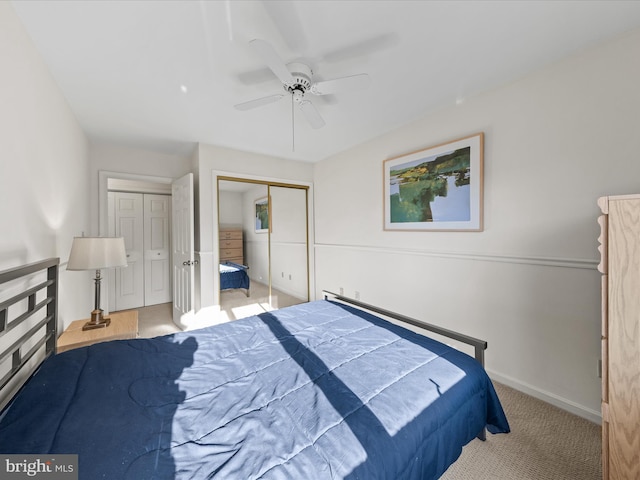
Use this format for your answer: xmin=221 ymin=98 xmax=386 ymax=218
xmin=311 ymin=74 xmax=370 ymax=96
xmin=261 ymin=1 xmax=308 ymax=53
xmin=321 ymin=33 xmax=399 ymax=63
xmin=236 ymin=67 xmax=277 ymax=86
xmin=249 ymin=39 xmax=294 ymax=86
xmin=234 ymin=94 xmax=284 ymax=111
xmin=299 ymin=100 xmax=325 ymax=129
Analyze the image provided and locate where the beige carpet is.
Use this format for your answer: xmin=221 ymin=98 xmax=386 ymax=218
xmin=136 ymin=300 xmax=602 ymax=480
xmin=136 ymin=281 xmax=304 ymax=338
xmin=136 ymin=302 xmax=180 ymax=338
xmin=441 ymin=382 xmax=601 ymax=480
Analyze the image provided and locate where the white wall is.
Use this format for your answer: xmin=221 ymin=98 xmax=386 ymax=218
xmin=218 ymin=191 xmax=243 ymax=226
xmin=89 ymin=141 xmax=193 ymax=235
xmin=313 ymin=28 xmax=640 ymax=422
xmin=0 ymin=2 xmax=90 ymax=328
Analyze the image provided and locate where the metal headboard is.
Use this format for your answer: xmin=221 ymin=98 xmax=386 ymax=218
xmin=0 ymin=258 xmax=59 ymax=412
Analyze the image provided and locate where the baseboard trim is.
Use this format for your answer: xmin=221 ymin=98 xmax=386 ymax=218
xmin=487 ymin=370 xmax=602 ymax=424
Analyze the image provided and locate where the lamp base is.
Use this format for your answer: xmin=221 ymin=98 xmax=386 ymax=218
xmin=82 ymin=309 xmax=111 ymax=330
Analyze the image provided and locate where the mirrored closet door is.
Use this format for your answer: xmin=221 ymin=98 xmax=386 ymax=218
xmin=269 ymin=186 xmax=308 ymax=303
xmin=217 ymin=178 xmax=309 ymax=314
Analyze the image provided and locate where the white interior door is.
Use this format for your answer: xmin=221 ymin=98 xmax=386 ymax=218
xmin=113 ymin=192 xmax=144 ymax=310
xmin=144 ymin=194 xmax=172 ymax=306
xmin=172 ymin=173 xmax=195 ymax=327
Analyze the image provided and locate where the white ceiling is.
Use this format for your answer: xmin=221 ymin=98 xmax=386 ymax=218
xmin=12 ymin=0 xmax=640 ymax=162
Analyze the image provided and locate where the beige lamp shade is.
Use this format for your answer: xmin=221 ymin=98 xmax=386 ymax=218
xmin=67 ymin=237 xmax=127 ymax=271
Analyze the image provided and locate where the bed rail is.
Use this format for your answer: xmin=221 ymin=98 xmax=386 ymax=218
xmin=0 ymin=258 xmax=59 ymax=413
xmin=323 ymin=291 xmax=490 ymax=441
xmin=323 ymin=291 xmax=487 ymax=367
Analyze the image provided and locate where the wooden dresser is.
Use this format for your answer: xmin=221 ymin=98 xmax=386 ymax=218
xmin=598 ymin=194 xmax=640 ymax=480
xmin=219 ymin=227 xmax=244 ymax=265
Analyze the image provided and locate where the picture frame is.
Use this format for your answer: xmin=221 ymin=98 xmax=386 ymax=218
xmin=255 ymin=197 xmax=269 ymax=233
xmin=383 ymin=132 xmax=484 ymax=231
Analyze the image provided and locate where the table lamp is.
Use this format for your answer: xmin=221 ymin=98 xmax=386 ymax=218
xmin=67 ymin=236 xmax=127 ymax=330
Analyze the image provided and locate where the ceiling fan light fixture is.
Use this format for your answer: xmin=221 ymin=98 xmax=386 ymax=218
xmin=291 ymin=89 xmax=305 ymax=104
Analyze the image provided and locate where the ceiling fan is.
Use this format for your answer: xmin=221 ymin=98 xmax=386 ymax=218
xmin=234 ymin=39 xmax=370 ymax=130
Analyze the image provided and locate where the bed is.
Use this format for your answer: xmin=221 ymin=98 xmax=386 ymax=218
xmin=0 ymin=258 xmax=509 ymax=479
xmin=219 ymin=261 xmax=250 ymax=296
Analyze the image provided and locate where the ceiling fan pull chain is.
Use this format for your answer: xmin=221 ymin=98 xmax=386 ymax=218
xmin=291 ymin=92 xmax=295 ymax=152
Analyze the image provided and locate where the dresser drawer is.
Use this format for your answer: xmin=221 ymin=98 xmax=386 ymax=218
xmin=220 ymin=239 xmax=242 ymax=250
xmin=220 ymin=248 xmax=243 ymax=260
xmin=220 ymin=230 xmax=242 ymax=240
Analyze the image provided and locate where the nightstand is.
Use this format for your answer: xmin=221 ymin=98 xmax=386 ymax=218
xmin=57 ymin=310 xmax=139 ymax=353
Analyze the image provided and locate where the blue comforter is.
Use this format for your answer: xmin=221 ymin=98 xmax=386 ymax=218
xmin=220 ymin=262 xmax=250 ymax=291
xmin=0 ymin=300 xmax=509 ymax=479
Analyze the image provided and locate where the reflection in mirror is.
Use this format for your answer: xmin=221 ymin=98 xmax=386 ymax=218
xmin=269 ymin=186 xmax=309 ymax=303
xmin=217 ymin=179 xmax=309 ymax=321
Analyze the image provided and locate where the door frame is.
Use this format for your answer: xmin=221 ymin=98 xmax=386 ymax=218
xmin=211 ymin=170 xmax=315 ymax=309
xmin=98 ymin=170 xmax=175 ymax=313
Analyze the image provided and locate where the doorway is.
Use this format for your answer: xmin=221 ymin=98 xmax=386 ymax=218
xmin=217 ymin=177 xmax=309 ymax=315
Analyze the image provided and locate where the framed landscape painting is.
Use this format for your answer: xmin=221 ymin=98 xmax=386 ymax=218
xmin=383 ymin=133 xmax=484 ymax=231
xmin=255 ymin=197 xmax=269 ymax=233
